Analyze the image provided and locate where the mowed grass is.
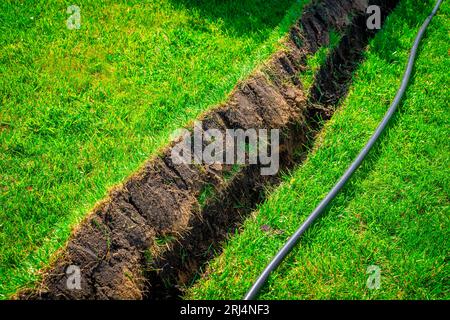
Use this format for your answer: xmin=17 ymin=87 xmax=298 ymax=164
xmin=188 ymin=0 xmax=449 ymax=299
xmin=0 ymin=0 xmax=306 ymax=298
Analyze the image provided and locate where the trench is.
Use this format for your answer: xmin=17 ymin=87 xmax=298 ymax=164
xmin=144 ymin=0 xmax=400 ymax=300
xmin=21 ymin=0 xmax=400 ymax=300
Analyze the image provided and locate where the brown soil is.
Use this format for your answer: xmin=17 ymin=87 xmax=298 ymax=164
xmin=19 ymin=0 xmax=399 ymax=300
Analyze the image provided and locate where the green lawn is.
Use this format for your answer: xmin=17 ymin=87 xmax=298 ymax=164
xmin=188 ymin=0 xmax=449 ymax=299
xmin=0 ymin=0 xmax=305 ymax=298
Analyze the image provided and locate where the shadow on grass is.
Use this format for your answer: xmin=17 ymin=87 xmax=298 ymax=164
xmin=168 ymin=0 xmax=297 ymax=37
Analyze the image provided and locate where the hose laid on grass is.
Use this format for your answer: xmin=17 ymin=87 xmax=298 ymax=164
xmin=244 ymin=0 xmax=443 ymax=300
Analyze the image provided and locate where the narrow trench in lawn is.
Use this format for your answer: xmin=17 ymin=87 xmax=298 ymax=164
xmin=144 ymin=0 xmax=400 ymax=300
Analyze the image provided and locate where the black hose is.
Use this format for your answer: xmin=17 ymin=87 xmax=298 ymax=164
xmin=244 ymin=0 xmax=443 ymax=300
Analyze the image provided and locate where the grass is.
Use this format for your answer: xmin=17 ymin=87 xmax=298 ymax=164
xmin=299 ymin=29 xmax=340 ymax=92
xmin=187 ymin=0 xmax=449 ymax=299
xmin=0 ymin=0 xmax=308 ymax=298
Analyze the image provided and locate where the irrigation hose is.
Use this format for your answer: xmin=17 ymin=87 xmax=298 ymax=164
xmin=244 ymin=0 xmax=443 ymax=300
